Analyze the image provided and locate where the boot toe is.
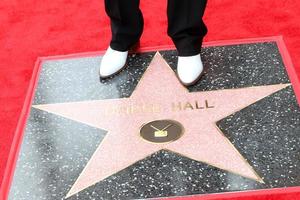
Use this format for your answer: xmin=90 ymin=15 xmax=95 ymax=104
xmin=177 ymin=54 xmax=204 ymax=86
xmin=99 ymin=47 xmax=128 ymax=78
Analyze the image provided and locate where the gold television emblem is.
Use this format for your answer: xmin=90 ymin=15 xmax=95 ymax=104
xmin=154 ymin=130 xmax=168 ymax=137
xmin=140 ymin=119 xmax=184 ymax=144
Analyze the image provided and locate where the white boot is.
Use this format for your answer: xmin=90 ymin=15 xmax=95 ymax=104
xmin=99 ymin=46 xmax=128 ymax=78
xmin=177 ymin=54 xmax=204 ymax=86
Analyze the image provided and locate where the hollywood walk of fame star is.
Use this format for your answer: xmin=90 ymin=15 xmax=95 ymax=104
xmin=32 ymin=52 xmax=289 ymax=198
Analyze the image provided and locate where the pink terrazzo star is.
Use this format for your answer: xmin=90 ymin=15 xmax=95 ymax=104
xmin=33 ymin=52 xmax=289 ymax=198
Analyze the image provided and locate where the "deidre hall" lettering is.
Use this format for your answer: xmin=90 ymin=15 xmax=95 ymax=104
xmin=104 ymin=100 xmax=215 ymax=116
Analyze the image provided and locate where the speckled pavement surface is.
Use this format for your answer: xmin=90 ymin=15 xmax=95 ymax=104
xmin=9 ymin=42 xmax=300 ymax=200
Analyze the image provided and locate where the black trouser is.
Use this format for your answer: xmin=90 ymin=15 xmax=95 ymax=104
xmin=104 ymin=0 xmax=208 ymax=56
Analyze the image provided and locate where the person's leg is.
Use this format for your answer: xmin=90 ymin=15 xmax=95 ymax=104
xmin=100 ymin=0 xmax=144 ymax=78
xmin=104 ymin=0 xmax=144 ymax=51
xmin=167 ymin=0 xmax=207 ymax=57
xmin=167 ymin=0 xmax=208 ymax=86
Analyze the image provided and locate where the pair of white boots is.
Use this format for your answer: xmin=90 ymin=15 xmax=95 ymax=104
xmin=99 ymin=46 xmax=204 ymax=86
